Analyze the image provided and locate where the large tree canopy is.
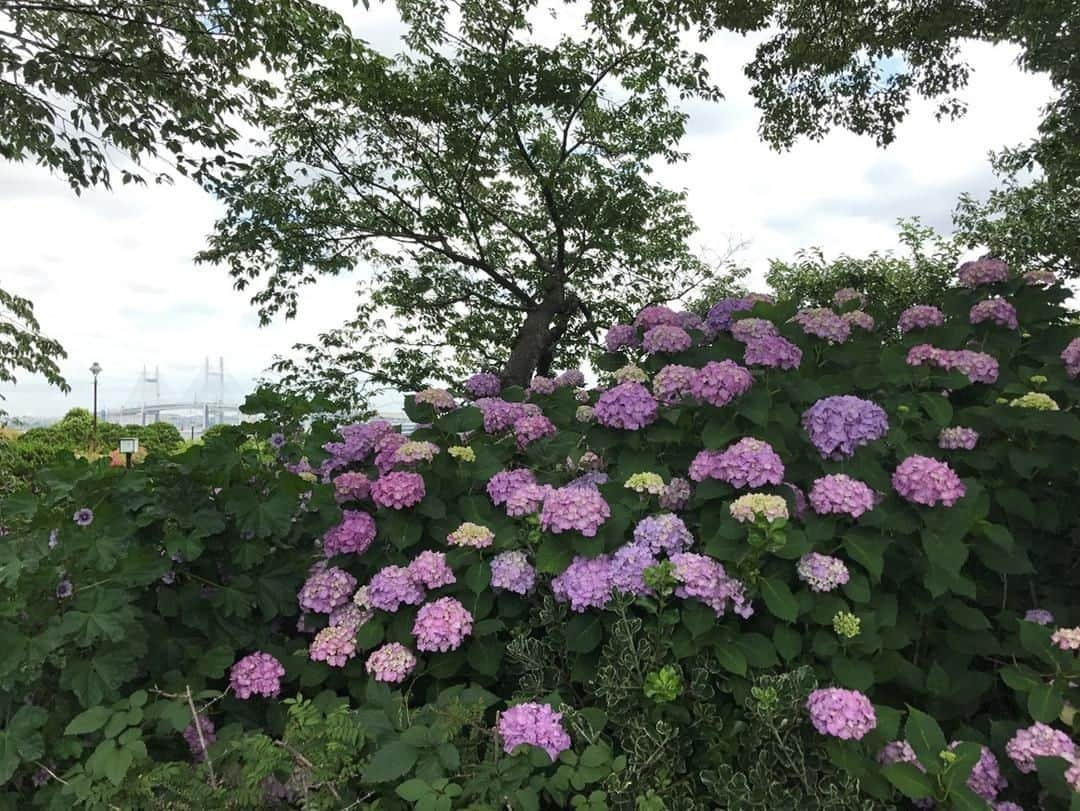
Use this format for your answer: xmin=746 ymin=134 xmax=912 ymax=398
xmin=200 ymin=0 xmax=729 ymax=388
xmin=0 ymin=287 xmax=68 ymax=412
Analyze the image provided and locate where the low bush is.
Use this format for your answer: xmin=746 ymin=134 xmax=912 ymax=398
xmin=1 ymin=262 xmax=1078 ymax=809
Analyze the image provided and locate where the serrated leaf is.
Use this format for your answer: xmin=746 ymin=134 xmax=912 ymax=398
xmin=881 ymin=763 xmax=934 ymax=799
xmin=64 ymin=705 xmax=112 ymax=736
xmin=363 ymin=741 xmax=418 ymax=783
xmin=759 ymin=576 xmax=798 ymax=622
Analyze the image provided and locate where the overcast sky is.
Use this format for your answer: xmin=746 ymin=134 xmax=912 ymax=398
xmin=0 ymin=2 xmax=1056 ymax=417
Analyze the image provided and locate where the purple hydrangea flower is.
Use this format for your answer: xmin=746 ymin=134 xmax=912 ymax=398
xmin=670 ymin=552 xmax=752 ymax=617
xmin=806 ymin=688 xmax=876 ymax=739
xmin=992 ymin=803 xmax=1023 ymax=811
xmin=808 ymin=474 xmax=876 ymax=519
xmin=730 ymin=318 xmax=779 ymax=343
xmin=555 ymin=369 xmax=585 ymax=387
xmin=898 ymin=305 xmax=945 ymax=334
xmin=487 ymin=468 xmax=536 ymax=505
xmin=958 ymin=257 xmax=1008 ymax=287
xmin=505 ymin=483 xmax=553 ymax=517
xmin=938 ymin=426 xmax=979 ymax=450
xmin=371 ymin=471 xmax=426 ymax=509
xmin=950 ymin=742 xmax=1006 ymax=801
xmin=183 ymin=715 xmax=216 ymax=763
xmin=490 ymin=551 xmax=536 ymax=595
xmin=566 ymin=471 xmax=609 ymax=490
xmin=792 ymin=308 xmax=850 ymax=343
xmin=689 ymin=360 xmax=754 ymax=408
xmin=642 ymin=324 xmax=693 ymax=354
xmin=514 ymin=413 xmax=557 ymax=448
xmin=407 ymin=550 xmax=456 ymax=590
xmin=329 ymin=603 xmax=371 ymax=632
xmin=1024 ymin=609 xmax=1054 ymax=625
xmin=551 ymin=555 xmax=613 ymax=611
xmin=892 ymin=455 xmax=966 ymax=507
xmin=945 ymin=349 xmax=1000 ymax=384
xmin=633 ymin=513 xmax=694 ymax=555
xmin=605 ymin=324 xmax=639 ymax=352
xmin=692 ymin=438 xmax=784 ymax=488
xmin=498 ymin=703 xmax=572 ymax=761
xmin=73 ymin=508 xmax=94 ymax=527
xmin=877 ymin=740 xmax=922 ymax=769
xmin=659 ymin=477 xmax=692 ymax=511
xmin=367 ymin=565 xmax=426 ymax=612
xmin=323 ymin=419 xmax=393 ymax=471
xmin=743 ymin=335 xmax=803 ymax=370
xmin=229 ymin=652 xmax=286 ymax=699
xmin=785 ymin=482 xmax=809 ymax=520
xmin=333 ymin=471 xmax=371 ymax=503
xmin=970 ymin=299 xmax=1018 ymax=329
xmin=540 ymin=486 xmax=611 ymax=536
xmin=529 ymin=376 xmax=556 ymax=395
xmin=678 ymin=311 xmax=705 ymax=332
xmin=413 ymin=597 xmax=473 ymax=652
xmin=373 ymin=432 xmax=409 ymax=474
xmin=309 ymin=625 xmax=357 ymax=667
xmin=299 ymin=567 xmax=357 ymax=614
xmin=634 ymin=305 xmax=682 ymax=330
xmin=475 ymin=398 xmax=530 ymax=433
xmin=594 ymin=382 xmax=658 ymax=430
xmin=1061 ymin=338 xmax=1080 ymax=379
xmin=609 ymin=543 xmax=659 ymax=596
xmin=653 ymin=364 xmax=696 ymax=405
xmin=843 ymin=310 xmax=875 ymax=331
xmin=1005 ymin=723 xmax=1076 ymax=773
xmin=706 ymin=297 xmax=758 ymax=332
xmin=802 ymin=395 xmax=888 ymax=459
xmin=365 ymin=642 xmax=417 ymax=683
xmin=797 ymin=553 xmax=850 ymax=592
xmin=322 ymin=510 xmax=377 ymax=557
xmin=465 ymin=372 xmax=502 ymax=398
xmin=833 ymin=288 xmax=866 ymax=309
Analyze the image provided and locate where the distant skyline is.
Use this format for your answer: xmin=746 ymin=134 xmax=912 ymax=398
xmin=0 ymin=2 xmax=1057 ymax=416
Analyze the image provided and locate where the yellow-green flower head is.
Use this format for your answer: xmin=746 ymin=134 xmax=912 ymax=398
xmin=613 ymin=364 xmax=649 ymax=384
xmin=995 ymin=397 xmax=1009 ymax=404
xmin=897 ymin=404 xmax=910 ymax=414
xmin=1030 ymin=374 xmax=1048 ymax=385
xmin=447 ymin=522 xmax=495 ymax=548
xmin=576 ymin=405 xmax=596 ymax=423
xmin=448 ymin=445 xmax=475 ymax=462
xmin=625 ymin=472 xmax=665 ymax=495
xmin=833 ymin=611 xmax=861 ymax=639
xmin=729 ymin=493 xmax=789 ymax=523
xmin=1009 ymin=392 xmax=1059 ymax=411
xmin=298 ymin=471 xmax=317 ymax=483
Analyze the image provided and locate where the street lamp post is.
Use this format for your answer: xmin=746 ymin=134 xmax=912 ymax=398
xmin=90 ymin=362 xmax=102 ymax=431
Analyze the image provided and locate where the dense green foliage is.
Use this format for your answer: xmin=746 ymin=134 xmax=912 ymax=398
xmin=0 ymin=287 xmax=68 ymax=414
xmin=1 ymin=271 xmax=1078 ymax=808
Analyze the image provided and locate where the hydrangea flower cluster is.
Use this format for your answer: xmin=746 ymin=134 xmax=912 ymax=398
xmin=329 ymin=603 xmax=370 ymax=632
xmin=743 ymin=335 xmax=803 ymax=369
xmin=833 ymin=288 xmax=866 ymax=308
xmin=476 ymin=398 xmax=532 ymax=433
xmin=797 ymin=553 xmax=850 ymax=592
xmin=706 ymin=297 xmax=757 ymax=332
xmin=634 ymin=305 xmax=682 ymax=330
xmin=1024 ymin=608 xmax=1054 ymax=625
xmin=1009 ymin=392 xmax=1060 ymax=411
xmin=833 ymin=611 xmax=861 ymax=638
xmin=802 ymin=395 xmax=888 ymax=459
xmin=365 ymin=642 xmax=417 ymax=683
xmin=892 ymin=455 xmax=966 ymax=507
xmin=647 ymin=364 xmax=692 ymax=405
xmin=691 ymin=438 xmax=785 ymax=488
xmin=448 ymin=445 xmax=475 ymax=462
xmin=1051 ymin=627 xmax=1080 ymax=651
xmin=642 ymin=324 xmax=692 ymax=354
xmin=605 ymin=324 xmax=638 ymax=351
xmin=393 ymin=440 xmax=440 ymax=465
xmin=309 ymin=624 xmax=357 ymax=667
xmin=955 ymin=743 xmax=1007 ymax=801
xmin=551 ymin=555 xmax=613 ymax=611
xmin=610 ymin=543 xmax=659 ymax=596
xmin=322 ymin=510 xmax=377 ymax=557
xmin=487 ymin=468 xmax=536 ymax=505
xmin=414 ymin=387 xmax=456 ymax=410
xmin=183 ymin=715 xmax=216 ymax=763
xmin=947 ymin=349 xmax=1000 ymax=384
xmin=958 ymin=257 xmax=1008 ymax=287
xmin=513 ymin=413 xmax=557 ymax=447
xmin=555 ymin=369 xmax=585 ymax=387
xmin=447 ymin=522 xmax=495 ymax=548
xmin=689 ymin=360 xmax=753 ymax=407
xmin=505 ymin=483 xmax=553 ymax=517
xmin=659 ymin=477 xmax=692 ymax=511
xmin=729 ymin=318 xmax=778 ymax=343
xmin=367 ymin=565 xmax=425 ymax=612
xmin=412 ymin=597 xmax=473 ymax=652
xmin=842 ymin=310 xmax=874 ymax=331
xmin=333 ymin=471 xmax=371 ymax=503
xmin=1024 ymin=270 xmax=1057 ymax=286
xmin=490 ymin=551 xmax=536 ymax=595
xmin=633 ymin=513 xmax=694 ymax=555
xmin=898 ymin=305 xmax=945 ymax=333
xmin=809 ymin=474 xmax=876 ymax=519
xmin=625 ymin=472 xmax=665 ymax=495
xmin=594 ymin=381 xmax=658 ymax=430
xmin=729 ymin=493 xmax=788 ymax=523
xmin=529 ymin=376 xmax=556 ymax=395
xmin=575 ymin=405 xmax=595 ymax=423
xmin=806 ymin=688 xmax=876 ymax=739
xmin=299 ymin=567 xmax=358 ymax=613
xmin=540 ymin=486 xmax=611 ymax=536
xmin=970 ymin=298 xmax=1019 ymax=329
xmin=670 ymin=552 xmax=753 ymax=618
xmin=407 ymin=550 xmax=456 ymax=589
xmin=465 ymin=372 xmax=501 ymax=398
xmin=1005 ymin=723 xmax=1076 ymax=773
xmin=1061 ymin=338 xmax=1080 ymax=379
xmin=371 ymin=471 xmax=426 ymax=509
xmin=613 ymin=363 xmax=648 ymax=384
xmin=498 ymin=703 xmax=572 ymax=761
xmin=373 ymin=432 xmax=409 ymax=474
xmin=939 ymin=426 xmax=979 ymax=450
xmin=229 ymin=652 xmax=286 ymax=699
xmin=323 ymin=419 xmax=392 ymax=470
xmin=878 ymin=740 xmax=921 ymax=769
xmin=792 ymin=308 xmax=851 ymax=343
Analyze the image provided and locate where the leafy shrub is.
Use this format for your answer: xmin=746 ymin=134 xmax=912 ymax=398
xmin=1 ymin=266 xmax=1078 ymax=809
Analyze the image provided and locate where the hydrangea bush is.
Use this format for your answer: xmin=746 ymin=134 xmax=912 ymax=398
xmin=1 ymin=267 xmax=1079 ymax=809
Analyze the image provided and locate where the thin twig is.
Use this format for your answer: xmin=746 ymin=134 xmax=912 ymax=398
xmin=184 ymin=685 xmax=217 ymax=788
xmin=273 ymin=740 xmax=342 ymax=802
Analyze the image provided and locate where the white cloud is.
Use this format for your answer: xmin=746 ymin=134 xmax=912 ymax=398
xmin=0 ymin=7 xmax=1056 ymax=416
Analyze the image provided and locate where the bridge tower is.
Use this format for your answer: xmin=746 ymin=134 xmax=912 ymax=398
xmin=139 ymin=365 xmax=160 ymax=426
xmin=203 ymin=356 xmax=225 ymax=429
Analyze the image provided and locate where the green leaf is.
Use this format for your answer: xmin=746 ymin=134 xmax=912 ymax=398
xmin=772 ymin=625 xmax=802 ymax=661
xmin=363 ymin=741 xmax=419 ymax=783
xmin=904 ymin=707 xmax=947 ymax=771
xmin=759 ymin=576 xmax=798 ymax=622
xmin=843 ymin=534 xmax=884 ymax=580
xmin=64 ymin=706 xmax=112 ymax=736
xmin=713 ymin=645 xmax=747 ymax=675
xmin=396 ymin=778 xmax=431 ymax=802
xmin=1027 ymin=683 xmax=1065 ymax=723
xmin=435 ymin=406 xmax=483 ymax=434
xmin=0 ymin=705 xmax=47 ymax=783
xmin=831 ymin=656 xmax=874 ymax=691
xmin=465 ymin=562 xmax=490 ymax=594
xmin=881 ymin=763 xmax=935 ymax=799
xmin=565 ymin=614 xmax=603 ymax=653
xmin=918 ymin=393 xmax=953 ymax=427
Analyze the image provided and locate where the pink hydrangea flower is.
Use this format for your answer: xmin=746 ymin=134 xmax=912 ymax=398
xmin=892 ymin=455 xmax=966 ymax=507
xmin=806 ymin=688 xmax=876 ymax=739
xmin=413 ymin=597 xmax=473 ymax=652
xmin=309 ymin=624 xmax=357 ymax=667
xmin=365 ymin=642 xmax=417 ymax=683
xmin=487 ymin=468 xmax=536 ymax=505
xmin=689 ymin=360 xmax=753 ymax=408
xmin=660 ymin=477 xmax=692 ymax=511
xmin=842 ymin=310 xmax=875 ymax=331
xmin=730 ymin=318 xmax=779 ymax=343
xmin=792 ymin=308 xmax=851 ymax=343
xmin=230 ymin=652 xmax=286 ymax=699
xmin=367 ymin=565 xmax=426 ymax=612
xmin=605 ymin=324 xmax=638 ymax=351
xmin=505 ymin=483 xmax=553 ymax=517
xmin=958 ymin=257 xmax=1008 ymax=287
xmin=652 ymin=364 xmax=696 ymax=405
xmin=939 ymin=426 xmax=979 ymax=450
xmin=898 ymin=305 xmax=945 ymax=333
xmin=1051 ymin=627 xmax=1080 ymax=651
xmin=809 ymin=474 xmax=876 ymax=518
xmin=670 ymin=552 xmax=753 ymax=618
xmin=642 ymin=324 xmax=693 ymax=353
xmin=540 ymin=486 xmax=611 ymax=536
xmin=408 ymin=550 xmax=456 ymax=589
xmin=333 ymin=471 xmax=371 ymax=503
xmin=371 ymin=471 xmax=426 ymax=509
xmin=322 ymin=510 xmax=377 ymax=557
xmin=514 ymin=413 xmax=557 ymax=448
xmin=529 ymin=376 xmax=556 ymax=395
xmin=1062 ymin=338 xmax=1080 ymax=379
xmin=695 ymin=438 xmax=785 ymax=489
xmin=1005 ymin=723 xmax=1076 ymax=773
xmin=594 ymin=382 xmax=658 ymax=430
xmin=833 ymin=288 xmax=866 ymax=308
xmin=634 ymin=305 xmax=682 ymax=330
xmin=498 ymin=703 xmax=572 ymax=761
xmin=465 ymin=372 xmax=501 ymax=398
xmin=950 ymin=742 xmax=1006 ymax=801
xmin=797 ymin=553 xmax=849 ymax=592
xmin=299 ymin=567 xmax=358 ymax=614
xmin=970 ymin=299 xmax=1018 ymax=329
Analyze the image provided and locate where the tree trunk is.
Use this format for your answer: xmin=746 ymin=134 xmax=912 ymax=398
xmin=501 ymin=288 xmax=569 ymax=387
